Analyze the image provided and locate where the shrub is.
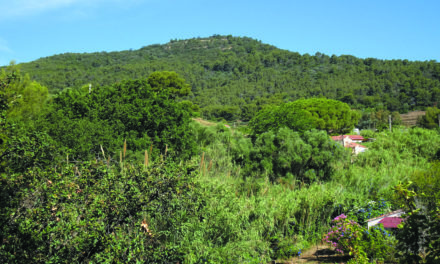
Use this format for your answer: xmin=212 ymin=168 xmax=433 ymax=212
xmin=233 ymin=128 xmax=348 ymax=183
xmin=0 ymin=159 xmax=204 ymax=263
xmin=393 ymin=163 xmax=440 ymax=263
xmin=41 ymin=78 xmax=197 ymax=161
xmin=348 ymin=199 xmax=392 ymax=225
xmin=323 ymin=214 xmax=397 ymax=263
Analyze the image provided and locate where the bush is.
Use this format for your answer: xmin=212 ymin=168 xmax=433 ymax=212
xmin=41 ymin=78 xmax=197 ymax=161
xmin=323 ymin=214 xmax=397 ymax=263
xmin=417 ymin=107 xmax=440 ymax=129
xmin=233 ymin=128 xmax=348 ymax=183
xmin=348 ymin=199 xmax=392 ymax=225
xmin=0 ymin=159 xmax=204 ymax=263
xmin=393 ymin=163 xmax=440 ymax=263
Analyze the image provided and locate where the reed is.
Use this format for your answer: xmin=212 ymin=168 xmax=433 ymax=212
xmin=207 ymin=160 xmax=213 ymax=172
xmin=100 ymin=145 xmax=106 ymax=161
xmin=144 ymin=150 xmax=149 ymax=168
xmin=123 ymin=139 xmax=127 ymax=159
xmin=119 ymin=151 xmax=122 ymax=169
xmin=200 ymin=152 xmax=205 ymax=175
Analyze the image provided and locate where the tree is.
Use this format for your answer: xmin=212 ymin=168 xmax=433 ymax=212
xmin=358 ymin=109 xmax=402 ymax=131
xmin=0 ymin=66 xmax=55 ymax=174
xmin=393 ymin=163 xmax=440 ymax=263
xmin=417 ymin=107 xmax=440 ymax=129
xmin=0 ymin=159 xmax=205 ymax=263
xmin=42 ymin=78 xmax=196 ymax=160
xmin=0 ymin=63 xmax=48 ymax=123
xmin=233 ymin=127 xmax=347 ymax=183
xmin=249 ymin=104 xmax=316 ymax=136
xmin=249 ymin=98 xmax=360 ymax=135
xmin=147 ymin=71 xmax=191 ymax=98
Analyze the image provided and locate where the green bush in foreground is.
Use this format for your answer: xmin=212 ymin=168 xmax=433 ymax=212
xmin=393 ymin=163 xmax=440 ymax=263
xmin=323 ymin=214 xmax=397 ymax=264
xmin=0 ymin=159 xmax=204 ymax=263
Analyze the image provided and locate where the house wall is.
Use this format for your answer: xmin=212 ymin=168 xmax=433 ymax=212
xmin=354 ymin=146 xmax=367 ymax=155
xmin=343 ymin=137 xmax=353 ymax=146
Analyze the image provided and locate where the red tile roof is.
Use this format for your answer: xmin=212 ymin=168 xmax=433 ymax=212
xmin=348 ymin=135 xmax=364 ymax=140
xmin=331 ymin=135 xmax=364 ymax=141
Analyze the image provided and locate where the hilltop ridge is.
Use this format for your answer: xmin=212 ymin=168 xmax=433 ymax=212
xmin=15 ymin=35 xmax=440 ymax=121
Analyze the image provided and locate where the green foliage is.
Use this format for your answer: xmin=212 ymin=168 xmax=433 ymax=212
xmin=288 ymin=98 xmax=360 ymax=134
xmin=178 ymin=100 xmax=200 ymax=117
xmin=248 ymin=104 xmax=316 ymax=135
xmin=17 ymin=35 xmax=440 ymax=122
xmin=393 ymin=163 xmax=440 ymax=263
xmin=249 ymin=98 xmax=360 ymax=135
xmin=41 ymin=77 xmax=196 ymax=160
xmin=358 ymin=109 xmax=402 ymax=131
xmin=358 ymin=127 xmax=440 ymax=165
xmin=0 ymin=68 xmax=55 ymax=174
xmin=0 ymin=63 xmax=48 ymax=123
xmin=417 ymin=106 xmax=440 ymax=129
xmin=323 ymin=214 xmax=397 ymax=263
xmin=147 ymin=71 xmax=191 ymax=98
xmin=231 ymin=127 xmax=348 ymax=183
xmin=202 ymin=104 xmax=240 ymax=121
xmin=348 ymin=199 xmax=392 ymax=226
xmin=0 ymin=159 xmax=204 ymax=263
xmin=3 ymin=42 xmax=440 ymax=263
xmin=0 ymin=126 xmax=58 ymax=174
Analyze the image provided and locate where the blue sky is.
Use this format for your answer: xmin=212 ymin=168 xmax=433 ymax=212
xmin=1 ymin=0 xmax=439 ymax=66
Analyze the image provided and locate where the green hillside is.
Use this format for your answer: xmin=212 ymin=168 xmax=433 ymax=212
xmin=2 ymin=38 xmax=440 ymax=263
xmin=16 ymin=35 xmax=440 ymax=121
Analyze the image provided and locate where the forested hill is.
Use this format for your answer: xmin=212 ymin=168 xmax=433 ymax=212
xmin=17 ymin=35 xmax=440 ymax=120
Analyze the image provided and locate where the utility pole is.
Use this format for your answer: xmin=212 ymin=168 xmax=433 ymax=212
xmin=389 ymin=115 xmax=392 ymax=132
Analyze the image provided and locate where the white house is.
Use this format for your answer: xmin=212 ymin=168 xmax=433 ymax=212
xmin=331 ymin=135 xmax=368 ymax=155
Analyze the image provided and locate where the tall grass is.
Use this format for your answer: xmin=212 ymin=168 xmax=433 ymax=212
xmin=185 ymin=122 xmax=440 ymax=262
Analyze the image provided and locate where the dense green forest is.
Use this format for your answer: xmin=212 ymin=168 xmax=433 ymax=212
xmin=1 ymin=38 xmax=440 ymax=263
xmin=11 ymin=35 xmax=440 ymax=121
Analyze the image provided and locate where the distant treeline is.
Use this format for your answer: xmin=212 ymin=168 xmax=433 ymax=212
xmin=14 ymin=35 xmax=440 ymax=121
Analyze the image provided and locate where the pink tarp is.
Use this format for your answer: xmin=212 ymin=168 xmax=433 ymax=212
xmin=379 ymin=217 xmax=403 ymax=228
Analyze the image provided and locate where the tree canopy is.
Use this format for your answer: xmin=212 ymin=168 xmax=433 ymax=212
xmin=12 ymin=35 xmax=440 ymax=121
xmin=231 ymin=127 xmax=347 ymax=183
xmin=40 ymin=74 xmax=196 ymax=160
xmin=147 ymin=71 xmax=191 ymax=98
xmin=249 ymin=98 xmax=360 ymax=135
xmin=417 ymin=107 xmax=440 ymax=129
xmin=0 ymin=64 xmax=48 ymax=123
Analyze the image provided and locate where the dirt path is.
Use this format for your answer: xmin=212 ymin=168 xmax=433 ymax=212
xmin=192 ymin=118 xmax=217 ymax=126
xmin=275 ymin=244 xmax=351 ymax=264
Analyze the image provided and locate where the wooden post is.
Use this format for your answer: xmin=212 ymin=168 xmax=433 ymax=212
xmin=389 ymin=115 xmax=392 ymax=132
xmin=438 ymin=113 xmax=440 ymax=128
